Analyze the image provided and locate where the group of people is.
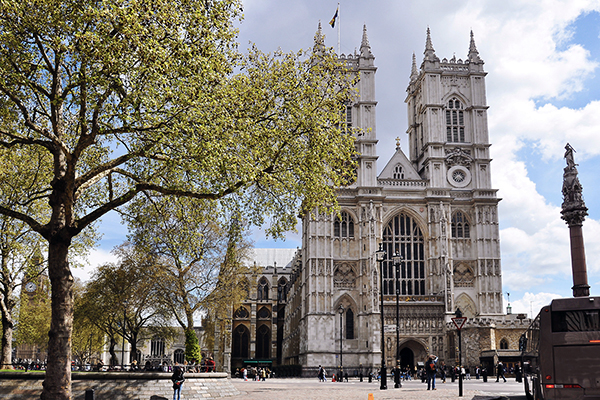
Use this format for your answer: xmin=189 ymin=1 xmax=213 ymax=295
xmin=236 ymin=366 xmax=271 ymax=381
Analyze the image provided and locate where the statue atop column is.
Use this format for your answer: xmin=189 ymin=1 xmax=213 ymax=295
xmin=561 ymin=143 xmax=588 ymax=226
xmin=560 ymin=143 xmax=590 ymax=297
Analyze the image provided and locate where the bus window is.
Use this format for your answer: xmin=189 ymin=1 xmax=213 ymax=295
xmin=551 ymin=310 xmax=600 ymax=332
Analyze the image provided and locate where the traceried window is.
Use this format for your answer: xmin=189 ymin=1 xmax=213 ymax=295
xmin=174 ymin=349 xmax=185 ymax=364
xmin=393 ymin=164 xmax=405 ymax=179
xmin=257 ymin=306 xmax=271 ymax=320
xmin=500 ymin=338 xmax=509 ymax=349
xmin=334 ymin=211 xmax=354 ymax=238
xmin=151 ymin=337 xmax=165 ymax=357
xmin=346 ymin=104 xmax=352 ymax=131
xmin=257 ymin=277 xmax=269 ymax=301
xmin=451 ymin=211 xmax=470 ymax=238
xmin=346 ymin=308 xmax=355 ymax=339
xmin=277 ymin=278 xmax=288 ymax=302
xmin=256 ymin=324 xmax=271 ymax=359
xmin=446 ymin=98 xmax=465 ymax=143
xmin=234 ymin=306 xmax=249 ymax=319
xmin=232 ymin=325 xmax=249 ymax=358
xmin=382 ymin=213 xmax=426 ymax=295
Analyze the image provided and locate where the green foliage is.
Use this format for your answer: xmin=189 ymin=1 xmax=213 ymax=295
xmin=184 ymin=329 xmax=202 ymax=364
xmin=0 ymin=0 xmax=356 ymax=396
xmin=14 ymin=284 xmax=51 ymax=350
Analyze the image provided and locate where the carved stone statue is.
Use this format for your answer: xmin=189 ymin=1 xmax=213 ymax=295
xmin=561 ymin=143 xmax=588 ymax=226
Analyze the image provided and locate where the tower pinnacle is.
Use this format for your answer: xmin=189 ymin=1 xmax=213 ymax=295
xmin=410 ymin=52 xmax=418 ymax=82
xmin=468 ymin=30 xmax=482 ymax=63
xmin=423 ymin=27 xmax=439 ymax=62
xmin=360 ymin=24 xmax=373 ymax=58
xmin=314 ymin=21 xmax=325 ymax=51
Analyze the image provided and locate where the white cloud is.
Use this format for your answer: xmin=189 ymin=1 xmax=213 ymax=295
xmin=72 ymin=248 xmax=118 ymax=283
xmin=507 ymin=291 xmax=563 ymax=318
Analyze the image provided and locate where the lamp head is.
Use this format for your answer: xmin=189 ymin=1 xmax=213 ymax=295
xmin=376 ymin=243 xmax=386 ymax=262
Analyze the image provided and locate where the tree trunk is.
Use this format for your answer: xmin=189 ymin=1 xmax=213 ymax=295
xmin=41 ymin=239 xmax=73 ymax=400
xmin=1 ymin=311 xmax=13 ymax=369
xmin=130 ymin=331 xmax=138 ymax=364
xmin=109 ymin=337 xmax=118 ymax=366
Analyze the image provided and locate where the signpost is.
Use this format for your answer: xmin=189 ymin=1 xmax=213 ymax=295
xmin=452 ymin=310 xmax=467 ymax=397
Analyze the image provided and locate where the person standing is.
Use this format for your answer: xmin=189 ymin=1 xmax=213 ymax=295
xmin=496 ymin=361 xmax=506 ymax=382
xmin=171 ymin=366 xmax=185 ymax=400
xmin=425 ymin=354 xmax=438 ymax=390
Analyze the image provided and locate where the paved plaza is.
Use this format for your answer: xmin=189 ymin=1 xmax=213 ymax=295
xmin=228 ymin=377 xmax=524 ymax=400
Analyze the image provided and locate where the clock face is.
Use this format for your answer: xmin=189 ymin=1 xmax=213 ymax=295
xmin=25 ymin=282 xmax=37 ymax=292
xmin=447 ymin=166 xmax=471 ymax=188
xmin=452 ymin=170 xmax=466 ymax=183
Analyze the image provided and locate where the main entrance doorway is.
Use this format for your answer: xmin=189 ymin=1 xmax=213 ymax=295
xmin=399 ymin=347 xmax=414 ymax=371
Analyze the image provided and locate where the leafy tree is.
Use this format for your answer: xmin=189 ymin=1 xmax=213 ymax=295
xmin=14 ymin=277 xmax=51 ymax=354
xmin=79 ymin=254 xmax=171 ymax=366
xmin=72 ymin=278 xmax=105 ymax=367
xmin=202 ymin=211 xmax=253 ymax=367
xmin=125 ymin=197 xmax=231 ymax=330
xmin=184 ymin=329 xmax=202 ymax=364
xmin=0 ymin=1 xmax=355 ymax=398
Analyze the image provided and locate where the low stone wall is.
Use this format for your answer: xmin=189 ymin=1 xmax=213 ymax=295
xmin=0 ymin=371 xmax=240 ymax=400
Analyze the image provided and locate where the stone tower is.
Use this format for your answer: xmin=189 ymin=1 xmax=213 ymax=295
xmin=283 ymin=28 xmax=505 ymax=374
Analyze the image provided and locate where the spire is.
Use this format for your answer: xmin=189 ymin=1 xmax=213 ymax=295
xmin=423 ymin=27 xmax=439 ymax=62
xmin=360 ymin=24 xmax=373 ymax=58
xmin=410 ymin=52 xmax=419 ymax=82
xmin=468 ymin=30 xmax=482 ymax=63
xmin=313 ymin=21 xmax=325 ymax=52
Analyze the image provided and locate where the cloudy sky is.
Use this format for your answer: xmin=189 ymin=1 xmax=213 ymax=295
xmin=85 ymin=0 xmax=600 ymax=318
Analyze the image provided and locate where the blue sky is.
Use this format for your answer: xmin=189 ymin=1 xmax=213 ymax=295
xmin=85 ymin=0 xmax=600 ymax=319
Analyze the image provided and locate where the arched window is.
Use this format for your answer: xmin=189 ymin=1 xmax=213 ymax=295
xmin=257 ymin=277 xmax=269 ymax=301
xmin=150 ymin=337 xmax=165 ymax=357
xmin=232 ymin=325 xmax=249 ymax=358
xmin=393 ymin=164 xmax=405 ymax=179
xmin=277 ymin=278 xmax=288 ymax=302
xmin=382 ymin=213 xmax=426 ymax=295
xmin=346 ymin=308 xmax=354 ymax=340
xmin=256 ymin=324 xmax=271 ymax=359
xmin=446 ymin=98 xmax=465 ymax=143
xmin=451 ymin=211 xmax=470 ymax=238
xmin=174 ymin=349 xmax=185 ymax=364
xmin=257 ymin=306 xmax=271 ymax=320
xmin=234 ymin=306 xmax=249 ymax=319
xmin=500 ymin=338 xmax=509 ymax=349
xmin=334 ymin=211 xmax=354 ymax=238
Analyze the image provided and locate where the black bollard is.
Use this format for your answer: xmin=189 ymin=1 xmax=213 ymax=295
xmin=85 ymin=389 xmax=95 ymax=400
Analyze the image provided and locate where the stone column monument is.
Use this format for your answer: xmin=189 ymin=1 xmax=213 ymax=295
xmin=560 ymin=143 xmax=590 ymax=297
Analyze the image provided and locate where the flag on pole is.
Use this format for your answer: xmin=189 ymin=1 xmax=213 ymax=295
xmin=329 ymin=7 xmax=338 ymax=28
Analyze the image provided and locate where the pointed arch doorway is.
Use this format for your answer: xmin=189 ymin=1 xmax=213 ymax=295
xmin=399 ymin=347 xmax=414 ymax=371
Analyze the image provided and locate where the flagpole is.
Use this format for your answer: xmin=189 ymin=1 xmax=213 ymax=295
xmin=337 ymin=2 xmax=340 ymax=55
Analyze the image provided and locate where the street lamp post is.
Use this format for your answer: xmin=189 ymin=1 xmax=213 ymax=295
xmin=338 ymin=304 xmax=344 ymax=382
xmin=392 ymin=253 xmax=403 ymax=389
xmin=456 ymin=308 xmax=463 ymax=397
xmin=375 ymin=243 xmax=387 ymax=390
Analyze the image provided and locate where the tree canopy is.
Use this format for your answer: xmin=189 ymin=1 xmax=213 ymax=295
xmin=0 ymin=0 xmax=356 ymax=398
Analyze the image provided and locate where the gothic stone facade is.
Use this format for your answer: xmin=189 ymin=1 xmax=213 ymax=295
xmin=279 ymin=27 xmax=527 ymax=374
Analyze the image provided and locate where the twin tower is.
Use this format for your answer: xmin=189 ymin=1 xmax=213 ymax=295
xmin=282 ymin=26 xmax=507 ymax=371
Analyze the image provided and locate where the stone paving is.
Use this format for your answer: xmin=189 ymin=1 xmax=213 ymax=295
xmin=227 ymin=378 xmax=517 ymax=400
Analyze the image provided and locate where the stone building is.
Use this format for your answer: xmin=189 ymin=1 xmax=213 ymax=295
xmin=276 ymin=26 xmax=529 ymax=375
xmin=229 ymin=249 xmax=297 ymax=373
xmin=214 ymin=25 xmax=531 ymax=376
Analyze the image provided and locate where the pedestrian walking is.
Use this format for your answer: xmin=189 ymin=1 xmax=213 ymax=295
xmin=496 ymin=361 xmax=506 ymax=382
xmin=171 ymin=366 xmax=185 ymax=400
